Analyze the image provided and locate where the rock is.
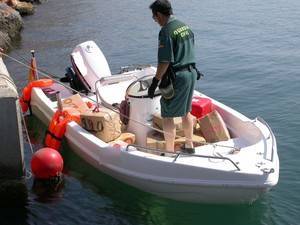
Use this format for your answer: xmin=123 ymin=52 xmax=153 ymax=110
xmin=0 ymin=3 xmax=23 ymax=50
xmin=0 ymin=0 xmax=34 ymax=15
xmin=15 ymin=1 xmax=34 ymax=15
xmin=0 ymin=31 xmax=9 ymax=50
xmin=20 ymin=0 xmax=47 ymax=4
xmin=0 ymin=0 xmax=17 ymax=7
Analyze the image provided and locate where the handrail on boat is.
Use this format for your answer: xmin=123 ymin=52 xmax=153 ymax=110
xmin=256 ymin=117 xmax=275 ymax=162
xmin=125 ymin=144 xmax=240 ymax=171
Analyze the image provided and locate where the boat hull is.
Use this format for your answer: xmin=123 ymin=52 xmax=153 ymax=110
xmin=65 ymin=127 xmax=272 ymax=204
xmin=29 ymin=77 xmax=279 ymax=204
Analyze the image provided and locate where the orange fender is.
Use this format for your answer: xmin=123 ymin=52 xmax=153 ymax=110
xmin=29 ymin=79 xmax=53 ymax=89
xmin=20 ymin=79 xmax=54 ymax=113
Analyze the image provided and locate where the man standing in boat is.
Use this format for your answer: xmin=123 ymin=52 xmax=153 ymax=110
xmin=148 ymin=0 xmax=198 ymax=153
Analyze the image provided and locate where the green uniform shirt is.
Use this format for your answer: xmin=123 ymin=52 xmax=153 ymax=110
xmin=158 ymin=16 xmax=195 ymax=68
xmin=157 ymin=16 xmax=197 ymax=118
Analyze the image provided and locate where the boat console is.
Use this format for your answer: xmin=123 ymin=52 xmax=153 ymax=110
xmin=125 ymin=75 xmax=161 ymax=145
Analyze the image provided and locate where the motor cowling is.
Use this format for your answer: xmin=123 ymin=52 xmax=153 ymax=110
xmin=70 ymin=41 xmax=112 ymax=93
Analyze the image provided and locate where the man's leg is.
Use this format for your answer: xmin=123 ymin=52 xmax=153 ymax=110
xmin=182 ymin=112 xmax=194 ymax=148
xmin=162 ymin=117 xmax=176 ymax=152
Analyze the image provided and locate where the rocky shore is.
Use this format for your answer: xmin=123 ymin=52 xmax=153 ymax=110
xmin=0 ymin=0 xmax=45 ymax=51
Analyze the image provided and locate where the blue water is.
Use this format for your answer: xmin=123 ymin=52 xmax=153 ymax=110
xmin=2 ymin=0 xmax=300 ymax=224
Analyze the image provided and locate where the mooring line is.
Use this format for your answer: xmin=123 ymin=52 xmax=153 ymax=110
xmin=1 ymin=51 xmax=239 ymax=151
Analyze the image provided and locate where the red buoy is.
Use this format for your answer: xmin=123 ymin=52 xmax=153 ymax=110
xmin=31 ymin=148 xmax=63 ymax=179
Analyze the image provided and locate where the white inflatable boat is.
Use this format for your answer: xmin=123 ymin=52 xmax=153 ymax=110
xmin=29 ymin=41 xmax=279 ymax=203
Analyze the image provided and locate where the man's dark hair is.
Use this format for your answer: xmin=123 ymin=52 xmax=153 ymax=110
xmin=149 ymin=0 xmax=173 ymax=16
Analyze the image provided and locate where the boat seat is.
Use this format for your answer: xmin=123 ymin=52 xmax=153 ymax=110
xmin=99 ymin=73 xmax=140 ymax=85
xmin=97 ymin=79 xmax=134 ymax=105
xmin=42 ymin=83 xmax=73 ymax=100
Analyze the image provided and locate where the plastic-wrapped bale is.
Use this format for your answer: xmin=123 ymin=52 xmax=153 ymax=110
xmin=152 ymin=113 xmax=197 ymax=134
xmin=146 ymin=131 xmax=206 ymax=151
xmin=62 ymin=93 xmax=89 ymax=113
xmin=152 ymin=113 xmax=182 ymax=131
xmin=146 ymin=131 xmax=166 ymax=150
xmin=115 ymin=132 xmax=135 ymax=144
xmin=198 ymin=110 xmax=230 ymax=143
xmin=80 ymin=108 xmax=122 ymax=142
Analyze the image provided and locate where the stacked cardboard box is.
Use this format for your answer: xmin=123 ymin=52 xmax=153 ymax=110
xmin=198 ymin=110 xmax=230 ymax=143
xmin=62 ymin=94 xmax=136 ymax=144
xmin=115 ymin=132 xmax=135 ymax=144
xmin=146 ymin=131 xmax=206 ymax=151
xmin=62 ymin=94 xmax=89 ymax=113
xmin=152 ymin=113 xmax=197 ymax=132
xmin=147 ymin=113 xmax=206 ymax=151
xmin=152 ymin=113 xmax=183 ymax=131
xmin=80 ymin=108 xmax=122 ymax=143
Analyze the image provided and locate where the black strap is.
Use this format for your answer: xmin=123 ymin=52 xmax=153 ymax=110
xmin=45 ymin=130 xmax=63 ymax=142
xmin=173 ymin=63 xmax=204 ymax=80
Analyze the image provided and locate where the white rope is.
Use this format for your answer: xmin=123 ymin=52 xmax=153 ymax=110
xmin=21 ymin=111 xmax=34 ymax=154
xmin=1 ymin=52 xmax=239 ymax=151
xmin=1 ymin=52 xmax=180 ymax=137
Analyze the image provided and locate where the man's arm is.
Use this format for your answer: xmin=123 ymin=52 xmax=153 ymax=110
xmin=148 ymin=62 xmax=170 ymax=98
xmin=155 ymin=62 xmax=170 ymax=80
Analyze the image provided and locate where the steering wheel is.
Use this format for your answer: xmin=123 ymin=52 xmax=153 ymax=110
xmin=126 ymin=75 xmax=161 ymax=98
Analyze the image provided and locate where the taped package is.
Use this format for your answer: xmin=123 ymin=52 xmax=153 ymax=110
xmin=152 ymin=113 xmax=198 ymax=134
xmin=62 ymin=94 xmax=89 ymax=113
xmin=146 ymin=131 xmax=206 ymax=151
xmin=81 ymin=107 xmax=122 ymax=142
xmin=198 ymin=110 xmax=230 ymax=143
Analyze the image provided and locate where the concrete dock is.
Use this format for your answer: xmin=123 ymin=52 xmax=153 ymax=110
xmin=0 ymin=56 xmax=25 ymax=179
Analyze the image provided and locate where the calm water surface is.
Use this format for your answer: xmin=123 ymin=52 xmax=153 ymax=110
xmin=2 ymin=0 xmax=300 ymax=224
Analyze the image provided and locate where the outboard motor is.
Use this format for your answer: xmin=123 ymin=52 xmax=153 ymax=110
xmin=70 ymin=41 xmax=112 ymax=93
xmin=61 ymin=67 xmax=88 ymax=94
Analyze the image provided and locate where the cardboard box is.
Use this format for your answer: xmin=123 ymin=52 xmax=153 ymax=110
xmin=81 ymin=107 xmax=122 ymax=142
xmin=146 ymin=131 xmax=166 ymax=150
xmin=175 ymin=135 xmax=206 ymax=147
xmin=198 ymin=110 xmax=230 ymax=143
xmin=152 ymin=113 xmax=198 ymax=134
xmin=146 ymin=131 xmax=206 ymax=151
xmin=62 ymin=94 xmax=89 ymax=113
xmin=152 ymin=113 xmax=182 ymax=131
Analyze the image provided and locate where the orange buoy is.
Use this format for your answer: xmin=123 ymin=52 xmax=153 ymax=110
xmin=45 ymin=110 xmax=80 ymax=150
xmin=20 ymin=79 xmax=53 ymax=113
xmin=31 ymin=147 xmax=63 ymax=179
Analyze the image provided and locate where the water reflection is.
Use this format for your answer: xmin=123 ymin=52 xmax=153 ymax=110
xmin=0 ymin=179 xmax=29 ymax=225
xmin=31 ymin=178 xmax=64 ymax=203
xmin=0 ymin=179 xmax=28 ymax=206
xmin=24 ymin=115 xmax=46 ymax=148
xmin=62 ymin=144 xmax=273 ymax=225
